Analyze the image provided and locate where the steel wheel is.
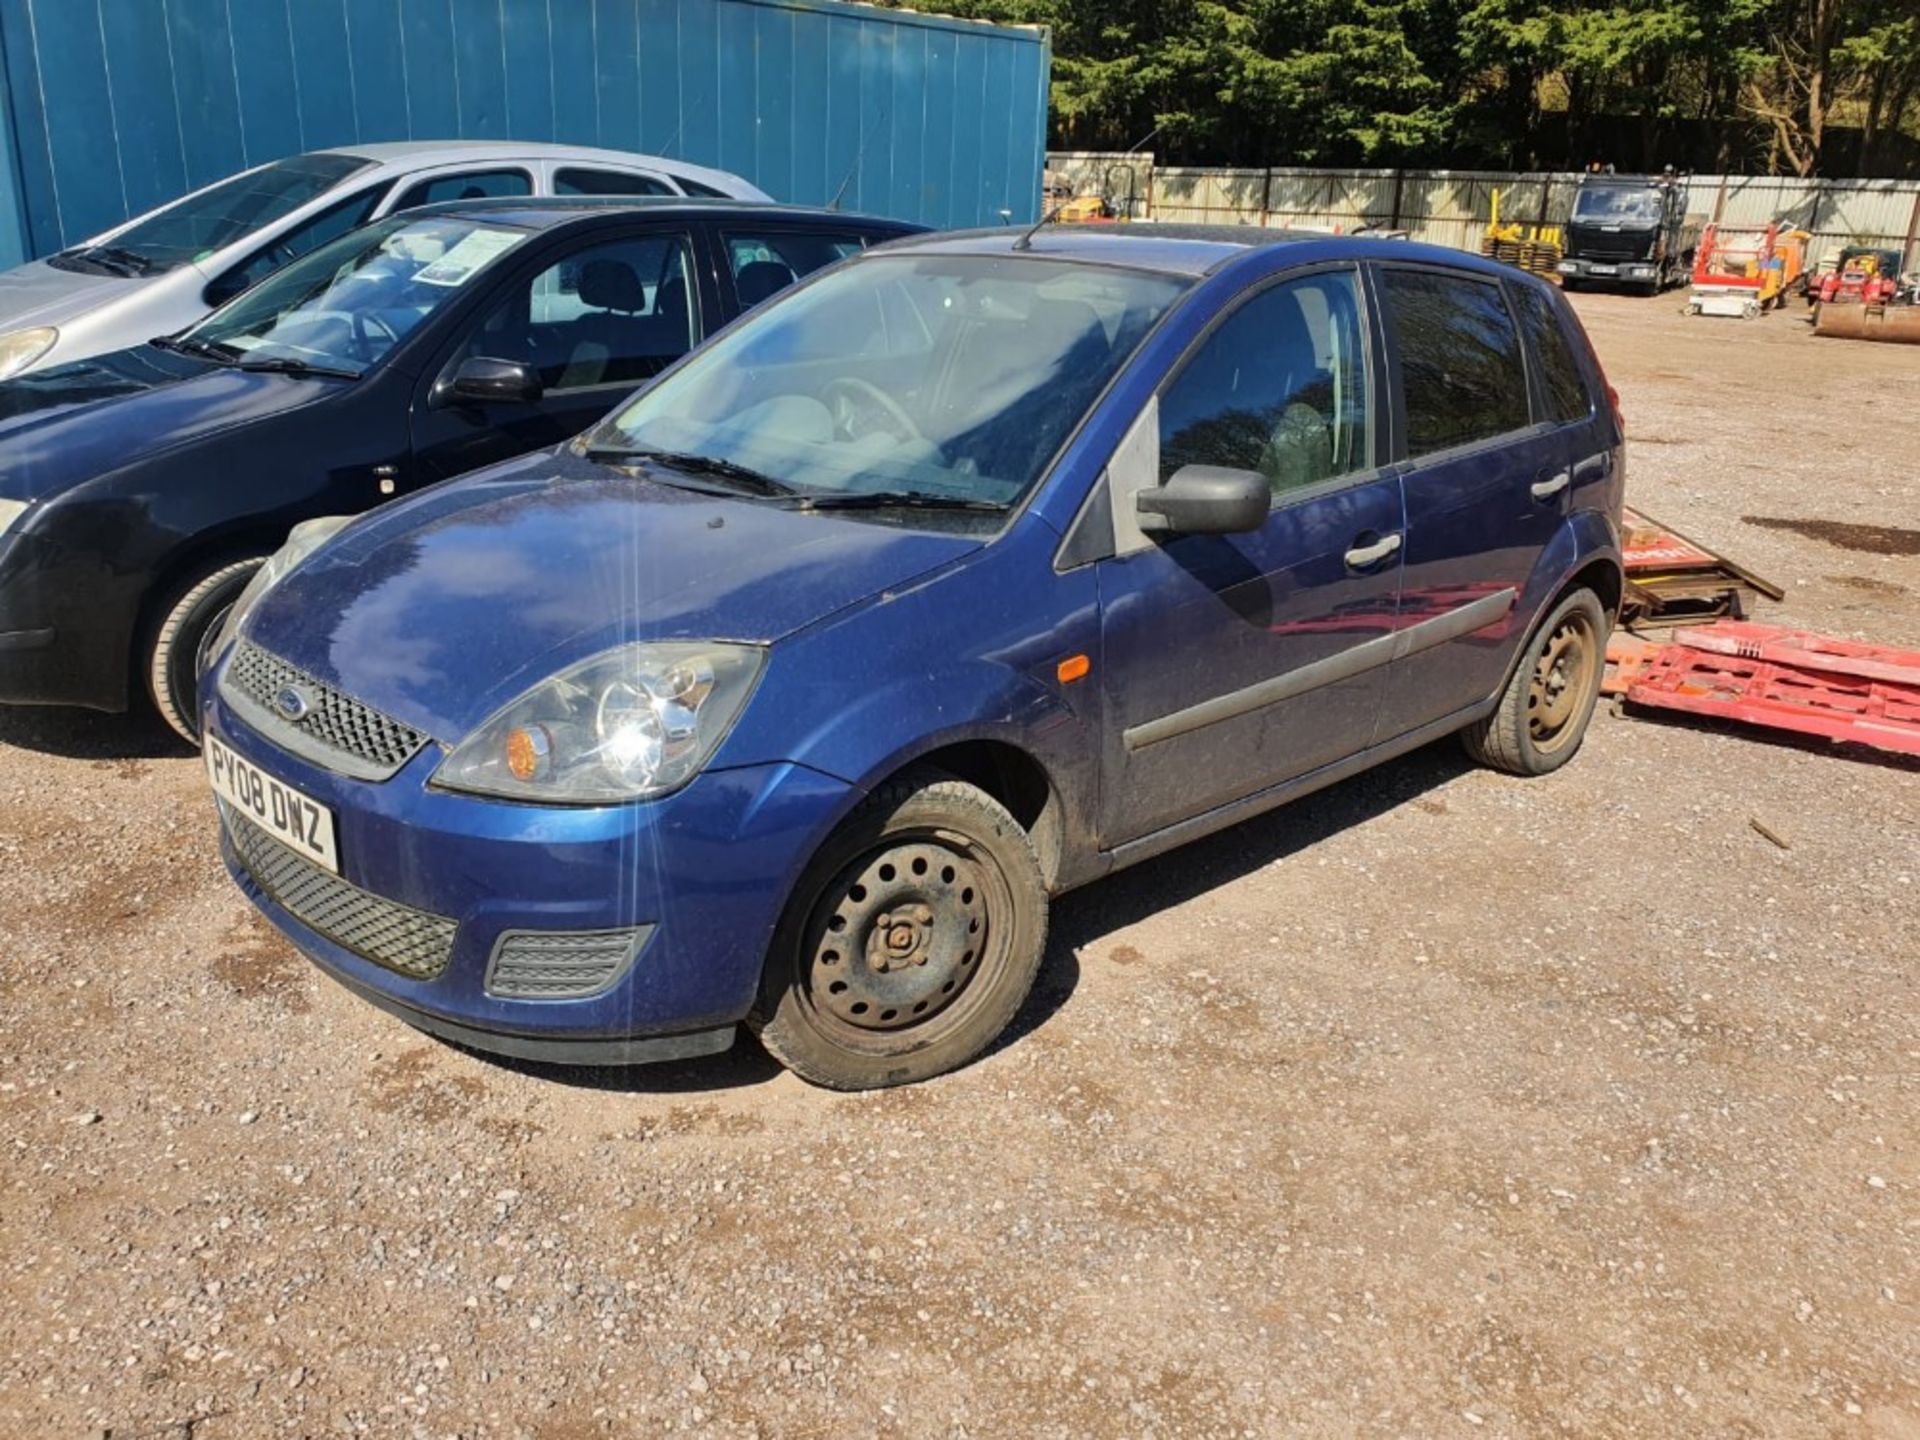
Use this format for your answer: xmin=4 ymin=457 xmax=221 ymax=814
xmin=751 ymin=776 xmax=1049 ymax=1089
xmin=800 ymin=835 xmax=1007 ymax=1042
xmin=1526 ymin=607 xmax=1599 ymax=755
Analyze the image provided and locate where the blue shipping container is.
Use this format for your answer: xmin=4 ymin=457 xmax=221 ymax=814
xmin=0 ymin=0 xmax=1051 ymax=269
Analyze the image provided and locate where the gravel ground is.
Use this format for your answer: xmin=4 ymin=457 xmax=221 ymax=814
xmin=1 ymin=292 xmax=1915 ymax=1440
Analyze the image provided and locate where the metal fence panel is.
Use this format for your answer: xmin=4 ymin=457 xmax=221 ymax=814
xmin=1050 ymin=153 xmax=1920 ymax=268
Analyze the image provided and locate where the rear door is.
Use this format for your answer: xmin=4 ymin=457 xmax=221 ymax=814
xmin=1370 ymin=264 xmax=1567 ymax=736
xmin=1094 ymin=265 xmax=1404 ymax=845
xmin=407 ymin=224 xmax=717 ymax=482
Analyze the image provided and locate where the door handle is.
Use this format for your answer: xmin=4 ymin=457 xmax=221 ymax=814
xmin=1572 ymin=452 xmax=1610 ymax=483
xmin=1531 ymin=471 xmax=1571 ymax=501
xmin=1343 ymin=532 xmax=1403 ymax=569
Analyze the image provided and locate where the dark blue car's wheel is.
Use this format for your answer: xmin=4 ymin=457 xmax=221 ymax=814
xmin=146 ymin=555 xmax=267 ymax=745
xmin=1462 ymin=586 xmax=1608 ymax=776
xmin=750 ymin=776 xmax=1048 ymax=1090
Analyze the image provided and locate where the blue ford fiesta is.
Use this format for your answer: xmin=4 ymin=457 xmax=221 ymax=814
xmin=202 ymin=225 xmax=1625 ymax=1089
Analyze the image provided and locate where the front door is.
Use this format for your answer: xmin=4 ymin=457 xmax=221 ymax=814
xmin=1372 ymin=265 xmax=1569 ymax=735
xmin=1096 ymin=267 xmax=1404 ymax=846
xmin=409 ymin=227 xmax=708 ymax=481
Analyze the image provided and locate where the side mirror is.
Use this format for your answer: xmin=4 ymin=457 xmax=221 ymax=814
xmin=438 ymin=356 xmax=543 ymax=408
xmin=1135 ymin=465 xmax=1270 ymax=536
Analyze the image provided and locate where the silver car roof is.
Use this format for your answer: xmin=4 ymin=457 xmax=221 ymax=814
xmin=320 ymin=141 xmax=769 ymax=200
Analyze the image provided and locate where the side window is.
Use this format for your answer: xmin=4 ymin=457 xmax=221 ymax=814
xmin=1510 ymin=284 xmax=1593 ymax=424
xmin=724 ymin=232 xmax=867 ymax=308
xmin=677 ymin=178 xmax=729 ymax=199
xmin=206 ymin=185 xmax=388 ymax=305
xmin=447 ymin=233 xmax=697 ymax=394
xmin=1157 ymin=269 xmax=1373 ymax=497
xmin=554 ymin=168 xmax=674 ymax=197
xmin=1379 ymin=269 xmax=1530 ymax=457
xmin=393 ymin=169 xmax=533 ymax=211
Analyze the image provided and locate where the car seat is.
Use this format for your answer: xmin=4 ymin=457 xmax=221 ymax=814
xmin=735 ymin=260 xmax=798 ymax=308
xmin=555 ymin=258 xmax=648 ymax=390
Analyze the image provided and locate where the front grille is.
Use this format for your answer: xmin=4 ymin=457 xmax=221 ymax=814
xmin=226 ymin=810 xmax=456 ymax=981
xmin=222 ymin=641 xmax=429 ymax=780
xmin=485 ymin=928 xmax=652 ymax=999
xmin=1568 ymin=224 xmax=1654 ymax=263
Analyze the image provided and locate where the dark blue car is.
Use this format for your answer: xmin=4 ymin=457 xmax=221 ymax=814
xmin=203 ymin=226 xmax=1625 ymax=1089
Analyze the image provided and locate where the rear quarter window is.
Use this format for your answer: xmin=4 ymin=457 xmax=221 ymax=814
xmin=1380 ymin=269 xmax=1530 ymax=457
xmin=1511 ymin=284 xmax=1594 ymax=424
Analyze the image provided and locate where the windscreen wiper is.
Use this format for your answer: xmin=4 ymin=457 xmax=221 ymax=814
xmin=586 ymin=446 xmax=800 ymax=498
xmin=791 ymin=490 xmax=1007 ymax=513
xmin=149 ymin=335 xmax=238 ymax=363
xmin=233 ymin=355 xmax=360 ymax=380
xmin=81 ymin=244 xmax=157 ymax=276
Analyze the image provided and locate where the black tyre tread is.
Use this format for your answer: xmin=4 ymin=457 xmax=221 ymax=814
xmin=1461 ymin=587 xmax=1608 ymax=777
xmin=146 ymin=556 xmax=264 ymax=744
xmin=749 ymin=775 xmax=1048 ymax=1091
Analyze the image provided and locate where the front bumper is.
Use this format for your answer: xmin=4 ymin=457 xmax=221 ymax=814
xmin=0 ymin=531 xmax=131 ymax=711
xmin=204 ymin=687 xmax=854 ymax=1062
xmin=1557 ymin=258 xmax=1659 ymax=282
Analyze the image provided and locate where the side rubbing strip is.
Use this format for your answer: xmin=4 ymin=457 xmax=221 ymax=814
xmin=1124 ymin=586 xmax=1517 ymax=751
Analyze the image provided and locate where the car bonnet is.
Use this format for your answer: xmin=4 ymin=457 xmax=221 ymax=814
xmin=0 ymin=351 xmax=323 ymax=501
xmin=239 ymin=447 xmax=988 ymax=744
xmin=0 ymin=258 xmax=143 ymax=332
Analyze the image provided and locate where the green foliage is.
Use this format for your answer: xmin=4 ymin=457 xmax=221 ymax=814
xmin=873 ymin=0 xmax=1920 ymax=172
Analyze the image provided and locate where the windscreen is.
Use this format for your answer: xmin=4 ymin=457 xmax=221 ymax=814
xmin=182 ymin=215 xmax=531 ymax=376
xmin=590 ymin=254 xmax=1188 ymax=507
xmin=83 ymin=153 xmax=373 ymax=272
xmin=1572 ymin=186 xmax=1663 ymax=225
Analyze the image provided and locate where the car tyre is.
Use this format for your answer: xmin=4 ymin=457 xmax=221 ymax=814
xmin=1461 ymin=587 xmax=1609 ymax=776
xmin=749 ymin=774 xmax=1048 ymax=1090
xmin=147 ymin=556 xmax=265 ymax=744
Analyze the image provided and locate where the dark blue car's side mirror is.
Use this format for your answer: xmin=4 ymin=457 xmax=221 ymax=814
xmin=436 ymin=355 xmax=544 ymax=408
xmin=1135 ymin=465 xmax=1270 ymax=536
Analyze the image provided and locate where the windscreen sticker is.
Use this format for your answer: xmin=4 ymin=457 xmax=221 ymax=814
xmin=414 ymin=230 xmax=525 ymax=287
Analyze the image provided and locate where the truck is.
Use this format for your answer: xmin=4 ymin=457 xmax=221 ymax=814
xmin=1557 ymin=171 xmax=1702 ymax=294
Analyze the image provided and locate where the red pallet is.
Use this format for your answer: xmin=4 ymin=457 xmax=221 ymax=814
xmin=1626 ymin=625 xmax=1920 ymax=756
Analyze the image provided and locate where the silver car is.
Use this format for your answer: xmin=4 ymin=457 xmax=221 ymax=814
xmin=0 ymin=141 xmax=770 ymax=380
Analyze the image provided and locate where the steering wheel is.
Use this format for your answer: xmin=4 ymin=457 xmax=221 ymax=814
xmin=349 ymin=310 xmax=401 ymax=364
xmin=822 ymin=376 xmax=921 ymax=445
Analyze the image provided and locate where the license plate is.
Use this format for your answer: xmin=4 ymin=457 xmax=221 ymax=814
xmin=205 ymin=733 xmax=339 ymax=873
xmin=1591 ymin=264 xmax=1618 ymax=275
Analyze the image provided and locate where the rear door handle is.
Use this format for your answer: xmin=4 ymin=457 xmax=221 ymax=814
xmin=1344 ymin=532 xmax=1403 ymax=569
xmin=1572 ymin=452 xmax=1610 ymax=482
xmin=1531 ymin=471 xmax=1571 ymax=501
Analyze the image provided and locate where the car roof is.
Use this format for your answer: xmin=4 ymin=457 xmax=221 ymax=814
xmin=313 ymin=141 xmax=758 ymax=194
xmin=873 ymin=224 xmax=1470 ymax=278
xmin=397 ymin=195 xmax=922 ymax=233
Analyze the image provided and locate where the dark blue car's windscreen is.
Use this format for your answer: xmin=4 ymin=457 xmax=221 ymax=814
xmin=593 ymin=254 xmax=1189 ymax=508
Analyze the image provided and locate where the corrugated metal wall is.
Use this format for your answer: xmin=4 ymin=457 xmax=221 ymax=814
xmin=1052 ymin=152 xmax=1920 ymax=270
xmin=0 ymin=0 xmax=1051 ymax=268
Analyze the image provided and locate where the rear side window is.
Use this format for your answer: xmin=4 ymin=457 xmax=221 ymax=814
xmin=1511 ymin=285 xmax=1593 ymax=424
xmin=724 ymin=232 xmax=867 ymax=307
xmin=1380 ymin=269 xmax=1529 ymax=457
xmin=393 ymin=169 xmax=533 ymax=210
xmin=1158 ymin=270 xmax=1372 ymax=496
xmin=555 ymin=168 xmax=674 ymax=197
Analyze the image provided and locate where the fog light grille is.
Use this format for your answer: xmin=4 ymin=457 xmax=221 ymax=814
xmin=225 ymin=809 xmax=456 ymax=981
xmin=485 ymin=928 xmax=651 ymax=999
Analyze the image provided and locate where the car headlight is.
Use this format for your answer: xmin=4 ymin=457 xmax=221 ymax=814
xmin=0 ymin=498 xmax=27 ymax=539
xmin=0 ymin=327 xmax=58 ymax=380
xmin=216 ymin=513 xmax=358 ymax=652
xmin=433 ymin=642 xmax=765 ymax=804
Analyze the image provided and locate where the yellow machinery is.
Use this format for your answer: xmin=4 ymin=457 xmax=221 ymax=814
xmin=1480 ymin=188 xmax=1565 ymax=281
